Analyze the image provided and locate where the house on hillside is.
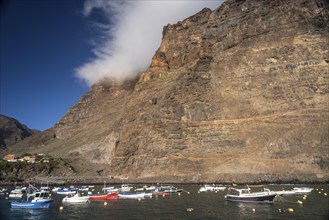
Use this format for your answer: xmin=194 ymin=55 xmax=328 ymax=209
xmin=2 ymin=154 xmax=17 ymax=162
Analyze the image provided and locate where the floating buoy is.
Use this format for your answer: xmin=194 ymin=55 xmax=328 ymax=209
xmin=59 ymin=206 xmax=64 ymax=211
xmin=104 ymin=202 xmax=107 ymax=206
xmin=324 ymin=193 xmax=327 ymax=196
xmin=97 ymin=192 xmax=100 ymax=194
xmin=303 ymin=196 xmax=307 ymax=200
xmin=321 ymin=189 xmax=324 ymax=191
xmin=138 ymin=198 xmax=142 ymax=201
xmin=215 ymin=191 xmax=218 ymax=193
xmin=186 ymin=208 xmax=194 ymax=212
xmin=49 ymin=194 xmax=52 ymax=197
xmin=5 ymin=197 xmax=8 ymax=200
xmin=252 ymin=208 xmax=255 ymax=213
xmin=303 ymin=195 xmax=307 ymax=198
xmin=287 ymin=208 xmax=294 ymax=212
xmin=319 ymin=191 xmax=322 ymax=194
xmin=187 ymin=192 xmax=190 ymax=194
xmin=277 ymin=209 xmax=285 ymax=213
xmin=297 ymin=200 xmax=303 ymax=204
xmin=178 ymin=193 xmax=181 ymax=196
xmin=198 ymin=191 xmax=200 ymax=194
xmin=162 ymin=194 xmax=165 ymax=197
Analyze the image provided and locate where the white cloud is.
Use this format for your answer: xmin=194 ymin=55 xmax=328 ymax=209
xmin=76 ymin=0 xmax=222 ymax=86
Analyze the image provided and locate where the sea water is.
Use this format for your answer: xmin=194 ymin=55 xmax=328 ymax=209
xmin=0 ymin=184 xmax=328 ymax=220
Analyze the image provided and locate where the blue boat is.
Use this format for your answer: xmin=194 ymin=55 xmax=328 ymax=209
xmin=11 ymin=186 xmax=53 ymax=209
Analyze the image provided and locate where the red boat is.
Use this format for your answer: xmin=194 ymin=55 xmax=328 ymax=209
xmin=89 ymin=192 xmax=118 ymax=200
xmin=152 ymin=191 xmax=170 ymax=196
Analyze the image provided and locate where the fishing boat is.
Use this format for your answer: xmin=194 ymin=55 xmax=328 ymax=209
xmin=119 ymin=192 xmax=145 ymax=199
xmin=225 ymin=187 xmax=277 ymax=203
xmin=89 ymin=192 xmax=118 ymax=200
xmin=11 ymin=190 xmax=52 ymax=209
xmin=62 ymin=192 xmax=90 ymax=203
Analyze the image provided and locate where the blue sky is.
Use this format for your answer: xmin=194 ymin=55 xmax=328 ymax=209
xmin=1 ymin=0 xmax=93 ymax=130
xmin=0 ymin=0 xmax=221 ymax=131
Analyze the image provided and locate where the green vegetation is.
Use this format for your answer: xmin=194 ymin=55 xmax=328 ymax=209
xmin=0 ymin=159 xmax=59 ymax=182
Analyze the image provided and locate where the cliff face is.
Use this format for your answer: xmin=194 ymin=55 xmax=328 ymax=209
xmin=13 ymin=0 xmax=329 ymax=183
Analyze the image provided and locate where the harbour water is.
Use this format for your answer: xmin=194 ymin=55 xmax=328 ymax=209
xmin=0 ymin=184 xmax=328 ymax=220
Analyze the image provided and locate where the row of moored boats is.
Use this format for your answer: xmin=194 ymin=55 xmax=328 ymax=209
xmin=2 ymin=184 xmax=314 ymax=209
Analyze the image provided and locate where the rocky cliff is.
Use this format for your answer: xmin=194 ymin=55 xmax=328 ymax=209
xmin=11 ymin=0 xmax=329 ymax=183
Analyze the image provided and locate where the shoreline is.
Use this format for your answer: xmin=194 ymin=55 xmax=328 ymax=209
xmin=1 ymin=176 xmax=328 ymax=186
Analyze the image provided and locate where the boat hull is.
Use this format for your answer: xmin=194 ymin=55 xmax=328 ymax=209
xmin=89 ymin=193 xmax=118 ymax=200
xmin=225 ymin=194 xmax=276 ymax=203
xmin=119 ymin=193 xmax=145 ymax=199
xmin=62 ymin=197 xmax=90 ymax=203
xmin=11 ymin=199 xmax=53 ymax=209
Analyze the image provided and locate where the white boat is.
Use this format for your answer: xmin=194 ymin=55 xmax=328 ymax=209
xmin=119 ymin=184 xmax=133 ymax=192
xmin=119 ymin=192 xmax=145 ymax=199
xmin=199 ymin=185 xmax=215 ymax=192
xmin=225 ymin=187 xmax=277 ymax=203
xmin=271 ymin=189 xmax=296 ymax=195
xmin=52 ymin=187 xmax=61 ymax=192
xmin=62 ymin=192 xmax=90 ymax=203
xmin=57 ymin=188 xmax=77 ymax=195
xmin=292 ymin=187 xmax=313 ymax=193
xmin=9 ymin=186 xmax=25 ymax=199
xmin=135 ymin=187 xmax=145 ymax=191
xmin=145 ymin=186 xmax=156 ymax=191
xmin=213 ymin=185 xmax=226 ymax=191
xmin=102 ymin=186 xmax=115 ymax=191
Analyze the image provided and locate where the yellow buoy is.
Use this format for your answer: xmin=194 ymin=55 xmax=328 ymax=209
xmin=187 ymin=192 xmax=190 ymax=194
xmin=138 ymin=198 xmax=142 ymax=201
xmin=303 ymin=196 xmax=307 ymax=200
xmin=287 ymin=208 xmax=294 ymax=212
xmin=178 ymin=193 xmax=181 ymax=196
xmin=303 ymin=195 xmax=307 ymax=198
xmin=252 ymin=208 xmax=255 ymax=213
xmin=59 ymin=206 xmax=64 ymax=211
xmin=104 ymin=202 xmax=108 ymax=206
xmin=321 ymin=189 xmax=324 ymax=191
xmin=186 ymin=208 xmax=194 ymax=212
xmin=324 ymin=193 xmax=327 ymax=196
xmin=297 ymin=200 xmax=303 ymax=204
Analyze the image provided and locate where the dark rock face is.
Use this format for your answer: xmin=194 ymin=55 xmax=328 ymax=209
xmin=12 ymin=0 xmax=329 ymax=183
xmin=0 ymin=114 xmax=38 ymax=151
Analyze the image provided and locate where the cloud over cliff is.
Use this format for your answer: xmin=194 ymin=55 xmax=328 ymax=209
xmin=76 ymin=0 xmax=221 ymax=86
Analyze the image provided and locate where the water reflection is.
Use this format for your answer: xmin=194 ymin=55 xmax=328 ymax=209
xmin=9 ymin=209 xmax=49 ymax=220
